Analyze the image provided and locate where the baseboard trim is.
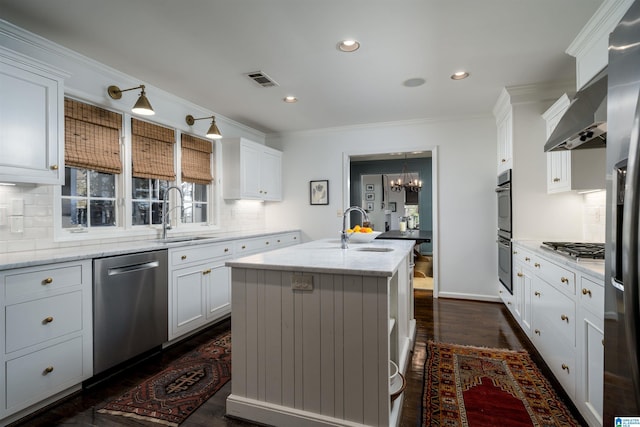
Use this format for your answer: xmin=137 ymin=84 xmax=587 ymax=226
xmin=436 ymin=291 xmax=501 ymax=303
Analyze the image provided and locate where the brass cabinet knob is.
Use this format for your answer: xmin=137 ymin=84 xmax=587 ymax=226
xmin=203 ymin=269 xmax=212 ymax=275
xmin=44 ymin=366 xmax=54 ymax=374
xmin=560 ymin=277 xmax=569 ymax=283
xmin=265 ymin=241 xmax=269 ymax=245
xmin=534 ymin=262 xmax=541 ymax=268
xmin=582 ymin=288 xmax=592 ymax=297
xmin=294 ymin=236 xmax=297 ymax=240
xmin=561 ymin=314 xmax=569 ymax=322
xmin=534 ymin=291 xmax=541 ymax=297
xmin=507 ymin=301 xmax=512 ymax=305
xmin=50 ymin=165 xmax=59 ymax=170
xmin=525 ymin=257 xmax=530 ymax=262
xmin=561 ymin=363 xmax=570 ymax=373
xmin=553 ymin=177 xmax=560 ymax=182
xmin=501 ymin=159 xmax=506 ymax=163
xmin=43 ymin=277 xmax=53 ymax=285
xmin=513 ymin=250 xmax=518 ymax=255
xmin=517 ymin=272 xmax=523 ymax=277
xmin=242 ymin=245 xmax=246 ymax=249
xmin=224 ymin=248 xmax=229 ymax=252
xmin=534 ymin=329 xmax=541 ymax=335
xmin=43 ymin=316 xmax=54 ymax=324
xmin=277 ymin=240 xmax=281 ymax=243
xmin=181 ymin=255 xmax=187 ymax=260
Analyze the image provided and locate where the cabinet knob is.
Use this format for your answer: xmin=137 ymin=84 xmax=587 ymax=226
xmin=277 ymin=240 xmax=281 ymax=243
xmin=224 ymin=248 xmax=229 ymax=252
xmin=294 ymin=236 xmax=297 ymax=240
xmin=534 ymin=329 xmax=540 ymax=335
xmin=517 ymin=272 xmax=523 ymax=277
xmin=553 ymin=177 xmax=560 ymax=182
xmin=582 ymin=288 xmax=592 ymax=297
xmin=203 ymin=269 xmax=212 ymax=275
xmin=561 ymin=363 xmax=570 ymax=373
xmin=43 ymin=316 xmax=54 ymax=324
xmin=44 ymin=366 xmax=54 ymax=374
xmin=242 ymin=245 xmax=246 ymax=249
xmin=534 ymin=263 xmax=541 ymax=268
xmin=265 ymin=241 xmax=269 ymax=245
xmin=534 ymin=291 xmax=541 ymax=297
xmin=50 ymin=165 xmax=59 ymax=170
xmin=501 ymin=159 xmax=506 ymax=163
xmin=43 ymin=277 xmax=53 ymax=285
xmin=181 ymin=255 xmax=187 ymax=260
xmin=507 ymin=301 xmax=512 ymax=305
xmin=560 ymin=277 xmax=569 ymax=284
xmin=561 ymin=314 xmax=569 ymax=323
xmin=525 ymin=257 xmax=530 ymax=262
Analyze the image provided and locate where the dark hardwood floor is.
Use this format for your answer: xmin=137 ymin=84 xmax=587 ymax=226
xmin=11 ymin=290 xmax=585 ymax=427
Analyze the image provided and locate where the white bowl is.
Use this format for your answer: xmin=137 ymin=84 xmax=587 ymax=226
xmin=389 ymin=360 xmax=400 ymax=392
xmin=347 ymin=230 xmax=382 ymax=243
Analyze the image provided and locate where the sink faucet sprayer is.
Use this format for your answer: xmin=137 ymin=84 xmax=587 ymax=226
xmin=162 ymin=186 xmax=184 ymax=240
xmin=341 ymin=206 xmax=369 ymax=249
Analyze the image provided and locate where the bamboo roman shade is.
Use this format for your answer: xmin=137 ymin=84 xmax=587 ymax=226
xmin=64 ymin=98 xmax=122 ymax=174
xmin=181 ymin=134 xmax=213 ymax=185
xmin=131 ymin=118 xmax=176 ymax=181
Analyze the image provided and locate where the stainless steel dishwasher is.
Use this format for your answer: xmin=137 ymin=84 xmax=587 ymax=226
xmin=93 ymin=250 xmax=168 ymax=375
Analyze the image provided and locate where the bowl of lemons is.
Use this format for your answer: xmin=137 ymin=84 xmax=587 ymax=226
xmin=346 ymin=225 xmax=382 ymax=243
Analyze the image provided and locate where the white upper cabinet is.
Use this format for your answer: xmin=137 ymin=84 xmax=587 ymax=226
xmin=542 ymin=94 xmax=605 ymax=193
xmin=221 ymin=137 xmax=282 ymax=201
xmin=0 ymin=47 xmax=67 ymax=185
xmin=493 ymin=89 xmax=513 ymax=174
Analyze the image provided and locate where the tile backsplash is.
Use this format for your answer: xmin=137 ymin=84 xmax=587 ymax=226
xmin=582 ymin=190 xmax=606 ymax=242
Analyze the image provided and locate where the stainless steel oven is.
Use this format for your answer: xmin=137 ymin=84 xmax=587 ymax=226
xmin=496 ymin=169 xmax=512 ymax=293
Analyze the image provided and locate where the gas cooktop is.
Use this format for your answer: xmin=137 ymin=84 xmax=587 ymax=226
xmin=541 ymin=242 xmax=605 ymax=260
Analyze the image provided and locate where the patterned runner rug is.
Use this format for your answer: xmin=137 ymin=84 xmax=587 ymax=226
xmin=421 ymin=341 xmax=580 ymax=426
xmin=98 ymin=330 xmax=231 ymax=426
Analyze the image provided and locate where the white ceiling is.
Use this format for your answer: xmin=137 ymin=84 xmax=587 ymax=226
xmin=0 ymin=0 xmax=602 ymax=135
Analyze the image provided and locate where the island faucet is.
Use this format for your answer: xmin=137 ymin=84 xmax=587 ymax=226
xmin=341 ymin=206 xmax=369 ymax=249
xmin=162 ymin=185 xmax=184 ymax=240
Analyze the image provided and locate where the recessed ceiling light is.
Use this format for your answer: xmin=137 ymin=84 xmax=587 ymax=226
xmin=283 ymin=96 xmax=298 ymax=103
xmin=403 ymin=78 xmax=426 ymax=87
xmin=451 ymin=71 xmax=470 ymax=80
xmin=338 ymin=39 xmax=360 ymax=52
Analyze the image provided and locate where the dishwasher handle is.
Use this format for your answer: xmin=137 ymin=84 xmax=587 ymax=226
xmin=107 ymin=261 xmax=160 ymax=276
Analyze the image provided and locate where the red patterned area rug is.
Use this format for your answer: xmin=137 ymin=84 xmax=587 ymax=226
xmin=98 ymin=331 xmax=231 ymax=426
xmin=421 ymin=341 xmax=580 ymax=426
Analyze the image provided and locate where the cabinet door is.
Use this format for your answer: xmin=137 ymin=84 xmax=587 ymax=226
xmin=578 ymin=308 xmax=604 ymax=426
xmin=0 ymin=49 xmax=65 ymax=184
xmin=496 ymin=109 xmax=513 ymax=173
xmin=261 ymin=148 xmax=282 ymax=201
xmin=514 ymin=265 xmax=533 ymax=336
xmin=547 ymin=151 xmax=571 ymax=193
xmin=240 ymin=142 xmax=262 ymax=199
xmin=170 ymin=265 xmax=207 ymax=340
xmin=207 ymin=264 xmax=231 ymax=321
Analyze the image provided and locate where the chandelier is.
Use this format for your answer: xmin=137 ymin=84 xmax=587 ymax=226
xmin=390 ymin=159 xmax=422 ymax=192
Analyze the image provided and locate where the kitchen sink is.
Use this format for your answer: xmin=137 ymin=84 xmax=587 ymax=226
xmin=355 ymin=247 xmax=394 ymax=252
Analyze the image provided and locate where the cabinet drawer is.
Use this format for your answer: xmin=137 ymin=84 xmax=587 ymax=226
xmin=579 ymin=276 xmax=604 ymax=318
xmin=272 ymin=232 xmax=300 ymax=248
xmin=5 ymin=291 xmax=83 ymax=354
xmin=513 ymin=247 xmax=535 ymax=266
xmin=5 ymin=336 xmax=84 ymax=412
xmin=170 ymin=242 xmax=234 ymax=267
xmin=532 ymin=280 xmax=575 ymax=346
xmin=4 ymin=264 xmax=83 ymax=302
xmin=532 ymin=319 xmax=576 ymax=397
xmin=235 ymin=237 xmax=274 ymax=255
xmin=534 ymin=257 xmax=576 ymax=295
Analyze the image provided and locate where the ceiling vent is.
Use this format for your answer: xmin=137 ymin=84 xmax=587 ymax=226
xmin=245 ymin=71 xmax=279 ymax=88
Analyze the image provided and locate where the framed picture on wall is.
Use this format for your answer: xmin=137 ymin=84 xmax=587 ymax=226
xmin=366 ymin=201 xmax=374 ymax=211
xmin=365 ymin=192 xmax=375 ymax=201
xmin=365 ymin=184 xmax=374 ymax=191
xmin=310 ymin=180 xmax=329 ymax=205
xmin=389 ymin=202 xmax=397 ymax=212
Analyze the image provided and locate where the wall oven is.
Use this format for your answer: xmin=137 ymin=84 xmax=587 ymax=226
xmin=496 ymin=169 xmax=512 ymax=293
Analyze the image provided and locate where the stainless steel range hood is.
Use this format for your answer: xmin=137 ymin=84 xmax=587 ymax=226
xmin=544 ymin=69 xmax=607 ymax=152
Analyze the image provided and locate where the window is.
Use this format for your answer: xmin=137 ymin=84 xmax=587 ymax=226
xmin=131 ymin=178 xmax=170 ymax=226
xmin=62 ymin=167 xmax=117 ymax=228
xmin=180 ymin=133 xmax=213 ymax=224
xmin=181 ymin=182 xmax=208 ymax=223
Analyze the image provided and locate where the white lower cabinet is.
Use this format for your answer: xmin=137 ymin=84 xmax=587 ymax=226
xmin=0 ymin=260 xmax=93 ymax=423
xmin=508 ymin=243 xmax=603 ymax=427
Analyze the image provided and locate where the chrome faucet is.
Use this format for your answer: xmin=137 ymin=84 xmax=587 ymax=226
xmin=341 ymin=206 xmax=369 ymax=249
xmin=162 ymin=185 xmax=184 ymax=240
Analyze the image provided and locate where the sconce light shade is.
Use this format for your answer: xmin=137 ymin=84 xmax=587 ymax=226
xmin=186 ymin=114 xmax=222 ymax=140
xmin=108 ymin=84 xmax=155 ymax=116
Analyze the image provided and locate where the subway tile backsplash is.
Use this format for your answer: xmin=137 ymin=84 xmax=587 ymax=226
xmin=582 ymin=190 xmax=606 ymax=243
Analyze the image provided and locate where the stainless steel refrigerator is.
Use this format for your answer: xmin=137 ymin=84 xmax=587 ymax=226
xmin=605 ymin=0 xmax=640 ymax=423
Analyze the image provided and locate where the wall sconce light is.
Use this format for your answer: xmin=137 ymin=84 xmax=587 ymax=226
xmin=185 ymin=115 xmax=222 ymax=140
xmin=107 ymin=84 xmax=155 ymax=116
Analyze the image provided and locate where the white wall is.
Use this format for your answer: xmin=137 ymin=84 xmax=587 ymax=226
xmin=265 ymin=117 xmax=500 ymax=301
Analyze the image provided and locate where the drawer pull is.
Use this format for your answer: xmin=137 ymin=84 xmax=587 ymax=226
xmin=501 ymin=158 xmax=506 ymax=163
xmin=181 ymin=255 xmax=187 ymax=260
xmin=582 ymin=288 xmax=592 ymax=297
xmin=560 ymin=277 xmax=569 ymax=284
xmin=534 ymin=329 xmax=540 ymax=335
xmin=517 ymin=272 xmax=524 ymax=277
xmin=203 ymin=269 xmax=212 ymax=275
xmin=561 ymin=363 xmax=570 ymax=373
xmin=43 ymin=316 xmax=54 ymax=324
xmin=561 ymin=314 xmax=569 ymax=323
xmin=44 ymin=366 xmax=54 ymax=374
xmin=294 ymin=236 xmax=297 ymax=240
xmin=43 ymin=277 xmax=53 ymax=285
xmin=525 ymin=257 xmax=530 ymax=262
xmin=553 ymin=177 xmax=560 ymax=182
xmin=534 ymin=291 xmax=541 ymax=297
xmin=513 ymin=250 xmax=518 ymax=255
xmin=534 ymin=263 xmax=541 ymax=268
xmin=277 ymin=239 xmax=281 ymax=243
xmin=224 ymin=248 xmax=229 ymax=252
xmin=507 ymin=301 xmax=512 ymax=305
xmin=242 ymin=245 xmax=246 ymax=249
xmin=266 ymin=241 xmax=269 ymax=245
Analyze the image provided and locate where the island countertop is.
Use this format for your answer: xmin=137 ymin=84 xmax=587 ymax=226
xmin=226 ymin=238 xmax=415 ymax=277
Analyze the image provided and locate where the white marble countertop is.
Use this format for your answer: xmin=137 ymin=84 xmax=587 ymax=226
xmin=227 ymin=238 xmax=415 ymax=277
xmin=0 ymin=229 xmax=300 ymax=270
xmin=513 ymin=240 xmax=605 ymax=281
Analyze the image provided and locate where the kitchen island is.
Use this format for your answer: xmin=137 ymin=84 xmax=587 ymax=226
xmin=225 ymin=238 xmax=415 ymax=427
